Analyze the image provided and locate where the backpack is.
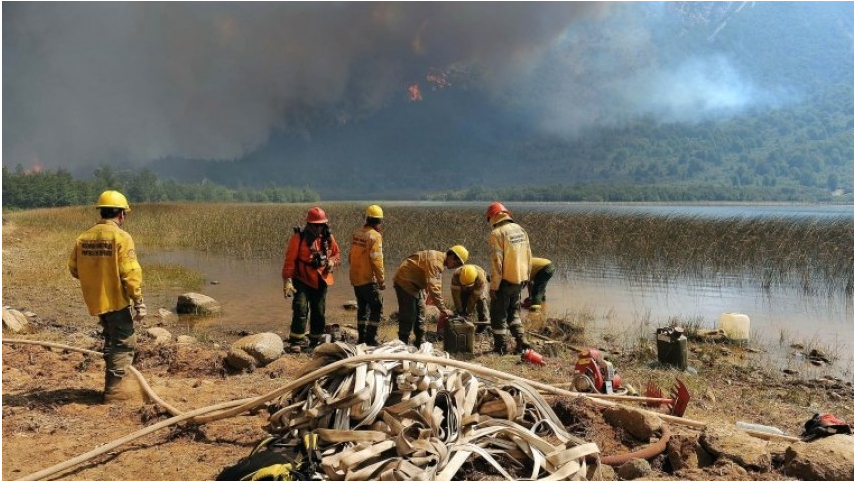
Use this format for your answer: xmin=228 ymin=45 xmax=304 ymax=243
xmin=800 ymin=413 xmax=853 ymax=441
xmin=216 ymin=434 xmax=322 ymax=481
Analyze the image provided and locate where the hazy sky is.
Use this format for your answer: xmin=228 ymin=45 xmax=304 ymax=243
xmin=3 ymin=2 xmax=771 ymax=171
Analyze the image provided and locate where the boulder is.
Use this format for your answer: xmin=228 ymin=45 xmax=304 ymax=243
xmin=145 ymin=327 xmax=173 ymax=345
xmin=226 ymin=333 xmax=283 ymax=370
xmin=586 ymin=462 xmax=615 ymax=481
xmin=616 ymin=458 xmax=652 ymax=479
xmin=176 ymin=293 xmax=221 ymax=315
xmin=602 ymin=404 xmax=663 ymax=441
xmin=157 ymin=308 xmax=174 ymax=320
xmin=667 ymin=434 xmax=714 ymax=471
xmin=699 ymin=423 xmax=771 ymax=472
xmin=176 ymin=335 xmax=197 ymax=345
xmin=2 ymin=307 xmax=28 ymax=333
xmin=784 ymin=434 xmax=854 ymax=481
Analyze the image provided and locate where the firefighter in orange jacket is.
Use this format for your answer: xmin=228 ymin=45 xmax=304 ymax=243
xmin=349 ymin=204 xmax=385 ymax=346
xmin=69 ymin=190 xmax=146 ymax=403
xmin=282 ymin=207 xmax=341 ymax=349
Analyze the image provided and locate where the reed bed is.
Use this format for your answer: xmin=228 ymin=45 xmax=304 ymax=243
xmin=6 ymin=203 xmax=852 ymax=294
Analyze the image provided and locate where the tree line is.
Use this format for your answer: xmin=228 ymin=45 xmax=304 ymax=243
xmin=2 ymin=165 xmax=319 ymax=210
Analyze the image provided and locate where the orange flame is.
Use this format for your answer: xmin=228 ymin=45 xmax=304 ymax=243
xmin=408 ymin=83 xmax=423 ymax=102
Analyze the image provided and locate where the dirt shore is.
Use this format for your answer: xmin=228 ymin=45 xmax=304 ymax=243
xmin=3 ymin=220 xmax=853 ymax=480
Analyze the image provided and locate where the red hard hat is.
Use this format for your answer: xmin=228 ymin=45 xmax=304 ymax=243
xmin=485 ymin=202 xmax=509 ymax=220
xmin=306 ymin=207 xmax=329 ymax=224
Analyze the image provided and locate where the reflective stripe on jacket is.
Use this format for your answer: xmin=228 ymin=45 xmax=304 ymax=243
xmin=392 ymin=250 xmax=447 ymax=311
xmin=349 ymin=226 xmax=384 ymax=286
xmin=451 ymin=264 xmax=488 ymax=315
xmin=282 ymin=230 xmax=341 ymax=289
xmin=531 ymin=257 xmax=552 ymax=277
xmin=488 ymin=220 xmax=532 ymax=291
xmin=68 ymin=220 xmax=143 ymax=316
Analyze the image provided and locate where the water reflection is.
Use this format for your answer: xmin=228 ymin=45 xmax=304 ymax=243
xmin=146 ymin=249 xmax=853 ymax=378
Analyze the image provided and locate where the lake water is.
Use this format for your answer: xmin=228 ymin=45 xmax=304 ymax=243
xmin=145 ymin=203 xmax=853 ymax=379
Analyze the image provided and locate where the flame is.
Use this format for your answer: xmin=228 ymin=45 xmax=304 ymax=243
xmin=408 ymin=83 xmax=423 ymax=102
xmin=426 ymin=70 xmax=451 ymax=90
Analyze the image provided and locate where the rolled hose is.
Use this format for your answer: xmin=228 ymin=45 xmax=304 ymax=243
xmin=599 ymin=423 xmax=671 ymax=466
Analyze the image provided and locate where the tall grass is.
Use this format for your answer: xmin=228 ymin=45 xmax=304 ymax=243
xmin=7 ymin=203 xmax=852 ymax=293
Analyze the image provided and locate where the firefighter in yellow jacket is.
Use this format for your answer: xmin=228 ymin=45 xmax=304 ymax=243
xmin=349 ymin=204 xmax=385 ymax=346
xmin=393 ymin=246 xmax=468 ymax=346
xmin=523 ymin=257 xmax=555 ymax=311
xmin=69 ymin=190 xmax=146 ymax=403
xmin=485 ymin=202 xmax=532 ymax=354
xmin=282 ymin=207 xmax=341 ymax=350
xmin=451 ymin=264 xmax=490 ymax=328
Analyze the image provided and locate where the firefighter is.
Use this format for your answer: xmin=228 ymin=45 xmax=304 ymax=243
xmin=282 ymin=207 xmax=341 ymax=351
xmin=349 ymin=204 xmax=385 ymax=346
xmin=393 ymin=246 xmax=468 ymax=346
xmin=68 ymin=190 xmax=146 ymax=403
xmin=485 ymin=202 xmax=532 ymax=354
xmin=523 ymin=257 xmax=555 ymax=311
xmin=451 ymin=264 xmax=490 ymax=327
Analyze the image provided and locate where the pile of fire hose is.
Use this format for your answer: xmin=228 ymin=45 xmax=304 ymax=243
xmin=265 ymin=341 xmax=599 ymax=481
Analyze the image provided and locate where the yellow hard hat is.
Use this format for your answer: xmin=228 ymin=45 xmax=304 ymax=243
xmin=96 ymin=190 xmax=130 ymax=212
xmin=448 ymin=245 xmax=469 ymax=264
xmin=459 ymin=265 xmax=478 ymax=286
xmin=365 ymin=204 xmax=384 ymax=219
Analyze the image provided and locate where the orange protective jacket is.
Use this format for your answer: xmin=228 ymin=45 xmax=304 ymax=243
xmin=282 ymin=229 xmax=341 ymax=289
xmin=349 ymin=226 xmax=384 ymax=287
xmin=68 ymin=220 xmax=143 ymax=316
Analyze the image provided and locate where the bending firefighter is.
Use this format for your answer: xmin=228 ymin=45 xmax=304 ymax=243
xmin=523 ymin=257 xmax=555 ymax=311
xmin=393 ymin=246 xmax=468 ymax=346
xmin=486 ymin=202 xmax=532 ymax=354
xmin=282 ymin=207 xmax=341 ymax=351
xmin=68 ymin=190 xmax=146 ymax=403
xmin=451 ymin=264 xmax=490 ymax=329
xmin=349 ymin=204 xmax=386 ymax=346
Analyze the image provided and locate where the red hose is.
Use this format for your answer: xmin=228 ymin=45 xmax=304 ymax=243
xmin=599 ymin=423 xmax=671 ymax=466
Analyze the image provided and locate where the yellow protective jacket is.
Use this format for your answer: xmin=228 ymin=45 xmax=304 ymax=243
xmin=393 ymin=250 xmax=448 ymax=311
xmin=488 ymin=220 xmax=532 ymax=291
xmin=349 ymin=226 xmax=384 ymax=287
xmin=68 ymin=220 xmax=143 ymax=316
xmin=531 ymin=257 xmax=552 ymax=276
xmin=451 ymin=265 xmax=488 ymax=315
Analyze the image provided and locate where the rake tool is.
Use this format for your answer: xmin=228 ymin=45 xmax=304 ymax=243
xmin=644 ymin=379 xmax=691 ymax=417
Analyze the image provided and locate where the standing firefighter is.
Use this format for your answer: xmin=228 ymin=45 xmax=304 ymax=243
xmin=349 ymin=204 xmax=385 ymax=346
xmin=485 ymin=202 xmax=532 ymax=354
xmin=393 ymin=246 xmax=468 ymax=346
xmin=68 ymin=190 xmax=146 ymax=403
xmin=523 ymin=257 xmax=555 ymax=311
xmin=451 ymin=264 xmax=490 ymax=327
xmin=282 ymin=207 xmax=341 ymax=351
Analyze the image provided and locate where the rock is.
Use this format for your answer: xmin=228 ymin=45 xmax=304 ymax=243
xmin=667 ymin=434 xmax=714 ymax=471
xmin=210 ymin=280 xmax=220 ymax=285
xmin=808 ymin=348 xmax=830 ymax=363
xmin=602 ymin=404 xmax=663 ymax=441
xmin=616 ymin=458 xmax=651 ymax=479
xmin=586 ymin=462 xmax=615 ymax=480
xmin=2 ymin=307 xmax=28 ymax=333
xmin=176 ymin=293 xmax=222 ymax=315
xmin=710 ymin=458 xmax=749 ymax=477
xmin=22 ymin=310 xmax=37 ymax=318
xmin=157 ymin=308 xmax=174 ymax=320
xmin=176 ymin=335 xmax=196 ymax=344
xmin=790 ymin=342 xmax=805 ymax=350
xmin=343 ymin=300 xmax=358 ymax=310
xmin=783 ymin=369 xmax=800 ymax=375
xmin=226 ymin=333 xmax=283 ymax=370
xmin=785 ymin=434 xmax=854 ymax=481
xmin=145 ymin=327 xmax=173 ymax=344
xmin=699 ymin=423 xmax=771 ymax=472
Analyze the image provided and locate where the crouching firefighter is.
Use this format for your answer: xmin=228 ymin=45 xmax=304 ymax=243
xmin=283 ymin=207 xmax=341 ymax=351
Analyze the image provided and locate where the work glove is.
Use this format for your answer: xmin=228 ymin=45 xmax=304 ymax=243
xmin=283 ymin=278 xmax=296 ymax=298
xmin=377 ymin=280 xmax=386 ymax=290
xmin=133 ymin=301 xmax=147 ymax=322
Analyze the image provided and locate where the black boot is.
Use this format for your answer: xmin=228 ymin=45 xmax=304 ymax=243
xmin=414 ymin=335 xmax=424 ymax=347
xmin=493 ymin=335 xmax=508 ymax=355
xmin=514 ymin=336 xmax=530 ymax=355
xmin=357 ymin=325 xmax=366 ymax=345
xmin=365 ymin=326 xmax=379 ymax=346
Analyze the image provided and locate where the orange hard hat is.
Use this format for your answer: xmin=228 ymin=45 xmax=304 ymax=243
xmin=306 ymin=207 xmax=329 ymax=224
xmin=485 ymin=202 xmax=509 ymax=220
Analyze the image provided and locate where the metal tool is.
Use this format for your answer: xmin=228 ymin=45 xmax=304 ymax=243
xmin=644 ymin=379 xmax=691 ymax=417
